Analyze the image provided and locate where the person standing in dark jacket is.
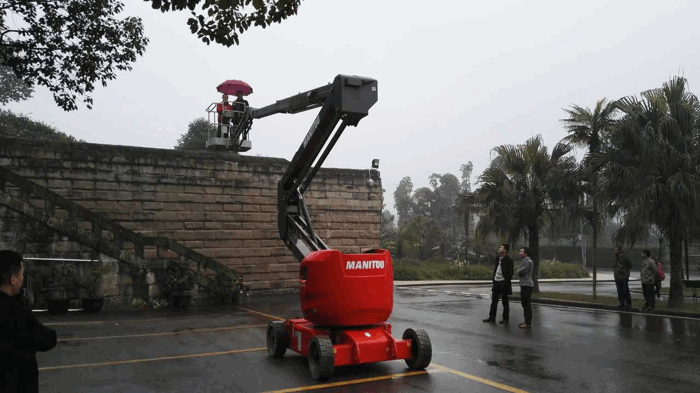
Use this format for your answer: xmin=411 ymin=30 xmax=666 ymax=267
xmin=483 ymin=244 xmax=514 ymax=324
xmin=612 ymin=246 xmax=633 ymax=310
xmin=0 ymin=250 xmax=57 ymax=393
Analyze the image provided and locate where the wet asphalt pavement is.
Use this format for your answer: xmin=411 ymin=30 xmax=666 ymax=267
xmin=35 ymin=283 xmax=700 ymax=393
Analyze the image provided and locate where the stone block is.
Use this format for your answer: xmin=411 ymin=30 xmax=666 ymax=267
xmin=72 ymin=180 xmax=95 ymax=190
xmin=184 ymin=222 xmax=204 ymax=230
xmin=133 ymin=192 xmax=157 ymax=201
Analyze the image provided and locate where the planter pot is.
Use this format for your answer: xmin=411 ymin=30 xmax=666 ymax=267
xmin=169 ymin=294 xmax=192 ymax=309
xmin=81 ymin=298 xmax=104 ymax=313
xmin=47 ymin=299 xmax=70 ymax=315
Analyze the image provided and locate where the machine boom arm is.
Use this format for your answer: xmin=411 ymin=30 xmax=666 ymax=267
xmin=263 ymin=75 xmax=378 ymax=262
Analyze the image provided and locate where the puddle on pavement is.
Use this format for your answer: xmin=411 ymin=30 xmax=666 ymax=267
xmin=482 ymin=344 xmax=566 ymax=382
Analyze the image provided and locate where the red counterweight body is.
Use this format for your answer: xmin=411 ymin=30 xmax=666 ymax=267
xmin=299 ymin=249 xmax=393 ymax=326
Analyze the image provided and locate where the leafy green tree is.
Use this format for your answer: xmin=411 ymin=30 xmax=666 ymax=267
xmin=1 ymin=1 xmax=149 ymax=111
xmin=430 ymin=173 xmax=459 ymax=229
xmin=428 ymin=173 xmax=460 ymax=258
xmin=561 ymin=98 xmax=618 ymax=297
xmin=380 ymin=208 xmax=397 ymax=254
xmin=412 ymin=187 xmax=432 ymax=218
xmin=0 ymin=65 xmax=33 ymax=104
xmin=393 ymin=176 xmax=414 ymax=228
xmin=475 ymin=135 xmax=580 ymax=292
xmin=147 ymin=0 xmax=301 ymax=46
xmin=1 ymin=1 xmax=300 ymax=112
xmin=405 ymin=215 xmax=442 ymax=261
xmin=0 ymin=109 xmax=80 ymax=142
xmin=593 ymin=76 xmax=700 ymax=307
xmin=174 ymin=117 xmax=214 ymax=150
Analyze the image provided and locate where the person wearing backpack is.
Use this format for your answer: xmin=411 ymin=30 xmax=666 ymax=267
xmin=655 ymin=259 xmax=665 ymax=300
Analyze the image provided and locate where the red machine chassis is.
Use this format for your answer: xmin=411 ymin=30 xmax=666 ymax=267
xmin=285 ymin=319 xmax=412 ymax=367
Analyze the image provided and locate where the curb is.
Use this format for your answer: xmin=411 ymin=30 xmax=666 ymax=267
xmin=507 ymin=296 xmax=700 ymax=319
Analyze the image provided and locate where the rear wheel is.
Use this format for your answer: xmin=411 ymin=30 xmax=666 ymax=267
xmin=403 ymin=328 xmax=432 ymax=369
xmin=266 ymin=321 xmax=289 ymax=358
xmin=308 ymin=335 xmax=334 ymax=381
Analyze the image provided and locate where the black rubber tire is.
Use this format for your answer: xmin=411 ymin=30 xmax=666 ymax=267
xmin=308 ymin=335 xmax=334 ymax=381
xmin=403 ymin=328 xmax=432 ymax=370
xmin=266 ymin=321 xmax=289 ymax=358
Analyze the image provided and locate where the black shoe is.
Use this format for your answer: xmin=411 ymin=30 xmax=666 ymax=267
xmin=499 ymin=320 xmax=509 ymax=324
xmin=483 ymin=318 xmax=495 ymax=323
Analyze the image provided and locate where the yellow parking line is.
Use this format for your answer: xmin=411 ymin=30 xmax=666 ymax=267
xmin=431 ymin=363 xmax=529 ymax=393
xmin=44 ymin=312 xmax=249 ymax=327
xmin=58 ymin=324 xmax=267 ymax=342
xmin=262 ymin=370 xmax=430 ymax=393
xmin=39 ymin=347 xmax=267 ymax=371
xmin=234 ymin=305 xmax=285 ymax=321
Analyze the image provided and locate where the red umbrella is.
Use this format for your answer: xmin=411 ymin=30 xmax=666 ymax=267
xmin=217 ymin=80 xmax=253 ymax=96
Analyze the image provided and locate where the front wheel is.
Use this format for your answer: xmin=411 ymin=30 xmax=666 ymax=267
xmin=308 ymin=335 xmax=334 ymax=381
xmin=403 ymin=328 xmax=432 ymax=369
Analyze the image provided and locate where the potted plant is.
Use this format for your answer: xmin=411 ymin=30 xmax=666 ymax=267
xmin=78 ymin=263 xmax=111 ymax=313
xmin=46 ymin=261 xmax=77 ymax=315
xmin=209 ymin=269 xmax=238 ymax=306
xmin=161 ymin=262 xmax=198 ymax=308
xmin=19 ymin=259 xmax=38 ymax=308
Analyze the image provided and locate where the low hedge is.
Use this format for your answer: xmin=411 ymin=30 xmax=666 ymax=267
xmin=538 ymin=259 xmax=589 ymax=279
xmin=393 ymin=263 xmax=492 ymax=281
xmin=393 ymin=259 xmax=588 ymax=281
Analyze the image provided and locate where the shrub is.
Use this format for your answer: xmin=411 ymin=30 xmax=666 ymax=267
xmin=209 ymin=269 xmax=238 ymax=298
xmin=29 ymin=261 xmax=78 ymax=299
xmin=161 ymin=262 xmax=199 ymax=296
xmin=78 ymin=263 xmax=112 ymax=298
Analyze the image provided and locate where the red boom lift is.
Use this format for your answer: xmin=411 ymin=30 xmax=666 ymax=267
xmin=237 ymin=75 xmax=432 ymax=381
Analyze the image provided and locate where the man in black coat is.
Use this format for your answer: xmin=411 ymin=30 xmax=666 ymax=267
xmin=0 ymin=250 xmax=57 ymax=393
xmin=483 ymin=244 xmax=514 ymax=324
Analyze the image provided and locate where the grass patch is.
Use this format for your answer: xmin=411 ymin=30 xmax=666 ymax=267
xmin=512 ymin=291 xmax=700 ymax=315
xmin=631 ymin=287 xmax=692 ymax=297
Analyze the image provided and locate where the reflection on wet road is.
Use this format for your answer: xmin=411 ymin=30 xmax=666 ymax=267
xmin=36 ymin=285 xmax=700 ymax=392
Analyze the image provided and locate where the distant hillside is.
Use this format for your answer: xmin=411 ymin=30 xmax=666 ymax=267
xmin=0 ymin=109 xmax=82 ymax=142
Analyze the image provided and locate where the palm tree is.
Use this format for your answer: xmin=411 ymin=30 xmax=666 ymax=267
xmin=455 ymin=192 xmax=476 ymax=263
xmin=475 ymin=135 xmax=580 ymax=292
xmin=593 ymin=76 xmax=700 ymax=307
xmin=561 ymin=99 xmax=618 ymax=297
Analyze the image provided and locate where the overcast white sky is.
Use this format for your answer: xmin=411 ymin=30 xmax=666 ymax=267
xmin=6 ymin=0 xmax=700 ymax=214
